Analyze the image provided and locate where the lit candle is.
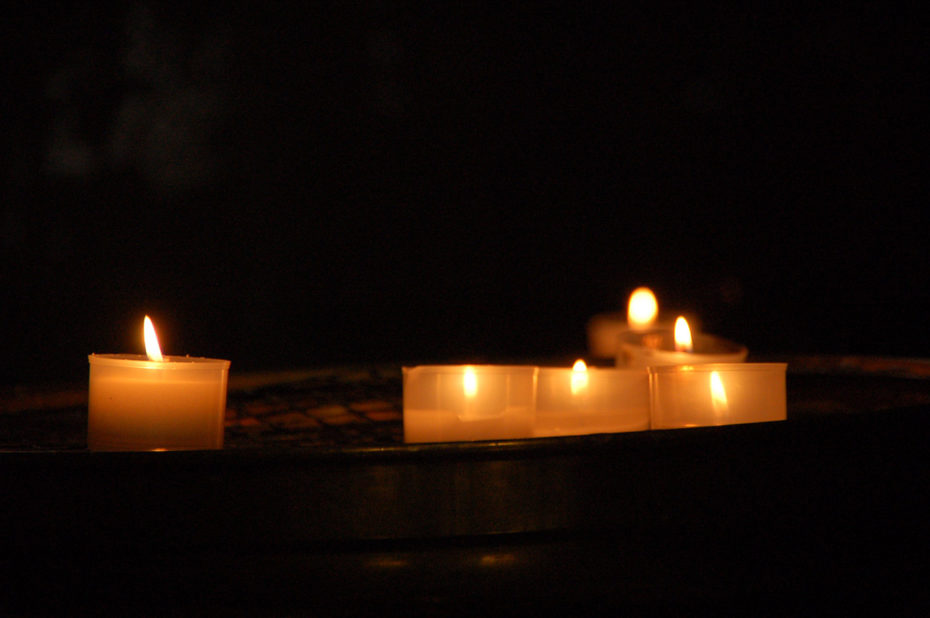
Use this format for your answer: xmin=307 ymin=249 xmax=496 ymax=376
xmin=402 ymin=365 xmax=537 ymax=443
xmin=87 ymin=316 xmax=230 ymax=451
xmin=617 ymin=316 xmax=747 ymax=367
xmin=535 ymin=360 xmax=649 ymax=437
xmin=586 ymin=287 xmax=699 ymax=358
xmin=648 ymin=363 xmax=787 ymax=429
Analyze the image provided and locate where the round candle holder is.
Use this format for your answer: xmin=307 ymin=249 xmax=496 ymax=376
xmin=587 ymin=313 xmax=700 ymax=359
xmin=536 ymin=366 xmax=649 ymax=437
xmin=616 ymin=328 xmax=747 ymax=368
xmin=648 ymin=362 xmax=787 ymax=429
xmin=402 ymin=365 xmax=537 ymax=443
xmin=88 ymin=354 xmax=230 ymax=451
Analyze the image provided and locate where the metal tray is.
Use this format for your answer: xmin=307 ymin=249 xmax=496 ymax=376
xmin=1 ymin=355 xmax=927 ymax=613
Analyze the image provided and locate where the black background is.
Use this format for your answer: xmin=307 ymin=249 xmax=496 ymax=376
xmin=2 ymin=4 xmax=926 ymax=384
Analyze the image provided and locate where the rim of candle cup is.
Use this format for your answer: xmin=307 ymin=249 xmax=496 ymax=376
xmin=646 ymin=362 xmax=787 ymax=375
xmin=537 ymin=366 xmax=644 ymax=375
xmin=402 ymin=365 xmax=538 ymax=374
xmin=88 ymin=354 xmax=230 ymax=369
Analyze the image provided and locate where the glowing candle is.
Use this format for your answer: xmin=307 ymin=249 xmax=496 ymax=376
xmin=87 ymin=316 xmax=230 ymax=451
xmin=617 ymin=316 xmax=747 ymax=367
xmin=536 ymin=360 xmax=649 ymax=437
xmin=649 ymin=363 xmax=787 ymax=429
xmin=402 ymin=365 xmax=537 ymax=443
xmin=586 ymin=287 xmax=698 ymax=358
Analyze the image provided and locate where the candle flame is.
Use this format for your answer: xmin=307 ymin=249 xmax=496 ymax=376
xmin=463 ymin=366 xmax=478 ymax=398
xmin=627 ymin=287 xmax=658 ymax=330
xmin=710 ymin=370 xmax=728 ymax=415
xmin=570 ymin=359 xmax=589 ymax=395
xmin=143 ymin=315 xmax=164 ymax=362
xmin=674 ymin=316 xmax=693 ymax=352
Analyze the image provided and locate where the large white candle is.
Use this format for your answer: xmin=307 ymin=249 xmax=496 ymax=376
xmin=87 ymin=317 xmax=230 ymax=451
xmin=403 ymin=365 xmax=537 ymax=443
xmin=536 ymin=360 xmax=649 ymax=437
xmin=648 ymin=362 xmax=787 ymax=429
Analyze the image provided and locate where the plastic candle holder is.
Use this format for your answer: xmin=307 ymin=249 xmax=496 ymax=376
xmin=648 ymin=362 xmax=787 ymax=429
xmin=617 ymin=328 xmax=747 ymax=367
xmin=587 ymin=314 xmax=701 ymax=359
xmin=536 ymin=366 xmax=650 ymax=437
xmin=403 ymin=365 xmax=537 ymax=443
xmin=88 ymin=354 xmax=230 ymax=451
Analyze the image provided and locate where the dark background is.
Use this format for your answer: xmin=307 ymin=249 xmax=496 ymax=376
xmin=2 ymin=4 xmax=926 ymax=385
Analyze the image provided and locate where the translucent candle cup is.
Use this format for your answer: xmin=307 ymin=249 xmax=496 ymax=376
xmin=535 ymin=365 xmax=650 ymax=437
xmin=403 ymin=365 xmax=537 ymax=443
xmin=88 ymin=354 xmax=230 ymax=451
xmin=648 ymin=362 xmax=787 ymax=429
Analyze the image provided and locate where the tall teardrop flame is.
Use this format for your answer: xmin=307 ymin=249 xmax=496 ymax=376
xmin=143 ymin=315 xmax=164 ymax=362
xmin=674 ymin=316 xmax=693 ymax=352
xmin=710 ymin=370 xmax=728 ymax=415
xmin=570 ymin=359 xmax=589 ymax=395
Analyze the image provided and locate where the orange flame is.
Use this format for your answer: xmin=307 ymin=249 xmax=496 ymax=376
xmin=627 ymin=287 xmax=659 ymax=330
xmin=674 ymin=316 xmax=693 ymax=352
xmin=570 ymin=359 xmax=589 ymax=395
xmin=143 ymin=315 xmax=164 ymax=362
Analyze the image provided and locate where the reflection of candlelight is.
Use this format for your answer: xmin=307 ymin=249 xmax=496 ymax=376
xmin=570 ymin=359 xmax=589 ymax=395
xmin=710 ymin=370 xmax=728 ymax=415
xmin=674 ymin=316 xmax=693 ymax=352
xmin=463 ymin=366 xmax=478 ymax=398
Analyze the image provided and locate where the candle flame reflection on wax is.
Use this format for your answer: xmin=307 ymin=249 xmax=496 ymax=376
xmin=463 ymin=366 xmax=478 ymax=398
xmin=143 ymin=315 xmax=164 ymax=362
xmin=570 ymin=359 xmax=589 ymax=395
xmin=710 ymin=371 xmax=729 ymax=415
xmin=674 ymin=316 xmax=693 ymax=352
xmin=627 ymin=287 xmax=659 ymax=330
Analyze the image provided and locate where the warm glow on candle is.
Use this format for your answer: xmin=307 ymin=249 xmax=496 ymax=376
xmin=674 ymin=316 xmax=693 ymax=352
xmin=627 ymin=287 xmax=659 ymax=329
xmin=463 ymin=366 xmax=478 ymax=398
xmin=710 ymin=370 xmax=728 ymax=415
xmin=570 ymin=359 xmax=589 ymax=395
xmin=143 ymin=315 xmax=164 ymax=362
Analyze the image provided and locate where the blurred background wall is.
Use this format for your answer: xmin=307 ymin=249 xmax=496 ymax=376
xmin=2 ymin=4 xmax=925 ymax=384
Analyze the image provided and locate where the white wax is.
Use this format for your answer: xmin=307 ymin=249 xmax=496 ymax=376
xmin=88 ymin=354 xmax=230 ymax=451
xmin=402 ymin=365 xmax=537 ymax=443
xmin=648 ymin=363 xmax=786 ymax=429
xmin=535 ymin=367 xmax=649 ymax=437
xmin=617 ymin=329 xmax=747 ymax=368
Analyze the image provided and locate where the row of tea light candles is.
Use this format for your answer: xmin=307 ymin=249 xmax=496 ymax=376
xmin=87 ymin=288 xmax=786 ymax=450
xmin=404 ymin=288 xmax=785 ymax=442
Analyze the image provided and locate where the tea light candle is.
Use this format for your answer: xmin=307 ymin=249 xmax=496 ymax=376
xmin=617 ymin=316 xmax=747 ymax=367
xmin=403 ymin=365 xmax=537 ymax=443
xmin=87 ymin=316 xmax=230 ymax=451
xmin=648 ymin=362 xmax=787 ymax=429
xmin=535 ymin=360 xmax=649 ymax=437
xmin=586 ymin=287 xmax=698 ymax=358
